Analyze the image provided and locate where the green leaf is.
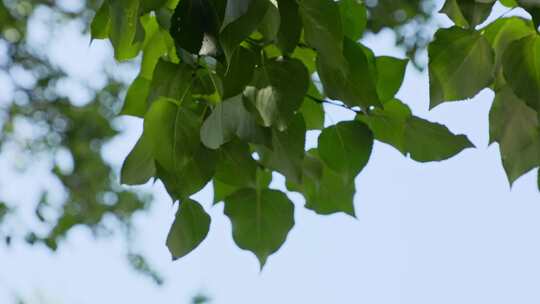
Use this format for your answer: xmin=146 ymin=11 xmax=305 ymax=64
xmin=122 ymin=76 xmax=152 ymax=117
xmin=489 ymin=87 xmax=540 ymax=184
xmin=221 ymin=0 xmax=252 ymax=28
xmin=360 ymin=99 xmax=474 ymax=161
xmin=140 ymin=17 xmax=172 ymax=79
xmin=224 ymin=188 xmax=294 ymax=267
xmin=358 ymin=99 xmax=411 ymax=154
xmin=213 ymin=168 xmax=272 ymax=204
xmin=192 ymin=69 xmax=218 ymax=96
xmin=148 ymin=60 xmax=194 ymax=103
xmin=292 ymin=46 xmax=317 ymax=73
xmin=483 ymin=17 xmax=535 ymax=90
xmin=144 ymin=98 xmax=200 ymax=170
xmin=156 ymin=148 xmax=217 ymax=199
xmin=213 ymin=179 xmax=238 ymax=204
xmin=120 ymin=133 xmax=155 ymax=185
xmin=299 ymin=83 xmax=325 ymax=130
xmin=404 ymin=117 xmax=475 ymax=162
xmin=502 ymin=34 xmax=540 ymax=112
xmin=219 ymin=46 xmax=256 ymax=99
xmin=428 ymin=26 xmax=494 ymax=108
xmin=339 ymin=0 xmax=367 ymax=41
xmin=289 ymin=149 xmax=355 ymax=216
xmin=145 ymin=98 xmax=216 ymax=198
xmin=538 ymin=168 xmax=540 ymax=191
xmin=90 ymin=1 xmax=111 ymax=40
xmin=108 ymin=0 xmax=142 ymax=61
xmin=121 ymin=17 xmax=175 ymax=117
xmin=169 ymin=0 xmax=221 ymax=55
xmin=318 ymin=120 xmax=373 ymax=180
xmin=440 ymin=0 xmax=495 ymax=28
xmin=317 ymin=38 xmax=381 ymax=109
xmin=299 ymin=0 xmax=345 ymax=67
xmin=500 ymin=0 xmax=518 ymax=7
xmin=483 ymin=17 xmax=535 ymax=69
xmin=257 ymin=114 xmax=306 ymax=184
xmin=276 ymin=0 xmax=302 ymax=54
xmin=200 ymin=95 xmax=271 ymax=149
xmin=375 ymin=56 xmax=408 ymax=103
xmin=166 ymin=199 xmax=211 ymax=260
xmin=247 ymin=57 xmax=309 ymax=129
xmin=214 ymin=141 xmax=258 ymax=187
xmin=258 ymin=2 xmax=280 ymax=42
xmin=220 ymin=0 xmax=269 ymax=62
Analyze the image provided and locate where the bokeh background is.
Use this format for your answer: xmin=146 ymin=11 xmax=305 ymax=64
xmin=1 ymin=1 xmax=540 ymax=303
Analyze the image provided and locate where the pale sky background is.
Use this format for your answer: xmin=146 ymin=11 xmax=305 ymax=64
xmin=2 ymin=2 xmax=540 ymax=304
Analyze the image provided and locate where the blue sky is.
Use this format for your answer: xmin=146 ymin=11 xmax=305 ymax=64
xmin=1 ymin=2 xmax=540 ymax=303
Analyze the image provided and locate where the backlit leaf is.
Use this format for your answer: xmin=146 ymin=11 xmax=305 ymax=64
xmin=90 ymin=1 xmax=111 ymax=40
xmin=108 ymin=0 xmax=141 ymax=61
xmin=147 ymin=60 xmax=194 ymax=103
xmin=145 ymin=98 xmax=216 ymax=199
xmin=440 ymin=0 xmax=495 ymax=28
xmin=502 ymin=34 xmax=540 ymax=112
xmin=428 ymin=26 xmax=494 ymax=108
xmin=483 ymin=17 xmax=534 ymax=69
xmin=121 ymin=133 xmax=155 ymax=185
xmin=122 ymin=76 xmax=152 ymax=117
xmin=489 ymin=87 xmax=540 ymax=184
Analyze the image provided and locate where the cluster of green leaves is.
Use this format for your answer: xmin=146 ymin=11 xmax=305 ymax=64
xmin=91 ymin=0 xmax=481 ymax=267
xmin=431 ymin=0 xmax=540 ymax=185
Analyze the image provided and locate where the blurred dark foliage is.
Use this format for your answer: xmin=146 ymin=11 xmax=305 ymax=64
xmin=0 ymin=0 xmax=434 ymax=284
xmin=367 ymin=0 xmax=435 ymax=67
xmin=0 ymin=0 xmax=159 ymax=284
xmin=192 ymin=294 xmax=212 ymax=304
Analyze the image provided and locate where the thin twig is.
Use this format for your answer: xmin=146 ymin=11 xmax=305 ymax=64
xmin=306 ymin=94 xmax=363 ymax=114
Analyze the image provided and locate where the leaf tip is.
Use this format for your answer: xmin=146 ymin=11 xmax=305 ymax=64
xmin=255 ymin=252 xmax=269 ymax=271
xmin=257 ymin=257 xmax=268 ymax=272
xmin=428 ymin=99 xmax=442 ymax=111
